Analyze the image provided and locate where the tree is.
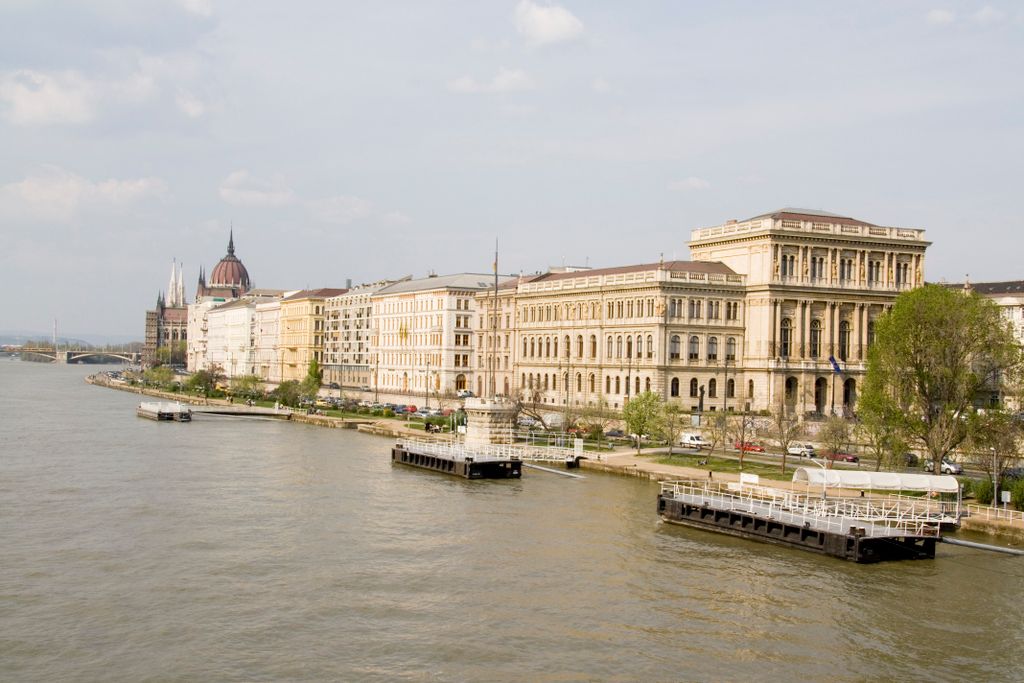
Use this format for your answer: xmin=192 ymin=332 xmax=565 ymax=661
xmin=299 ymin=359 xmax=322 ymax=402
xmin=703 ymin=412 xmax=728 ymax=454
xmin=770 ymin=402 xmax=803 ymax=475
xmin=143 ymin=365 xmax=174 ymax=389
xmin=729 ymin=414 xmax=756 ymax=470
xmin=230 ymin=374 xmax=264 ymax=400
xmin=513 ymin=386 xmax=555 ymax=430
xmin=580 ymin=400 xmax=616 ymax=448
xmin=272 ymin=380 xmax=303 ymax=407
xmin=660 ymin=404 xmax=685 ymax=457
xmin=856 ymin=404 xmax=909 ymax=472
xmin=186 ymin=365 xmax=222 ymax=397
xmin=964 ymin=409 xmax=1023 ymax=508
xmin=819 ymin=416 xmax=851 ymax=469
xmin=860 ymin=284 xmax=1024 ymax=476
xmin=623 ymin=391 xmax=663 ymax=455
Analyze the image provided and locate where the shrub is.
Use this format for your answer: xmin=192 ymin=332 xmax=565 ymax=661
xmin=371 ymin=409 xmax=383 ymax=417
xmin=973 ymin=478 xmax=994 ymax=505
xmin=1011 ymin=478 xmax=1024 ymax=512
xmin=382 ymin=409 xmax=394 ymax=418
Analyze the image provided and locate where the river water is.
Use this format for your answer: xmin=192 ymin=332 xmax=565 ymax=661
xmin=2 ymin=361 xmax=1022 ymax=682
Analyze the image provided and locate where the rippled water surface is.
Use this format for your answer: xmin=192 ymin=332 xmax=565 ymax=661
xmin=2 ymin=361 xmax=1023 ymax=682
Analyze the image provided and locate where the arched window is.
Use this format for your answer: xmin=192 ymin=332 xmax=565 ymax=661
xmin=670 ymin=299 xmax=677 ymax=317
xmin=867 ymin=321 xmax=876 ymax=348
xmin=626 ymin=336 xmax=633 ymax=359
xmin=521 ymin=373 xmax=526 ymax=389
xmin=523 ymin=338 xmax=528 ymax=357
xmin=546 ymin=338 xmax=552 ymax=357
xmin=563 ymin=335 xmax=570 ymax=358
xmin=552 ymin=374 xmax=558 ymax=391
xmin=726 ymin=337 xmax=736 ymax=361
xmin=780 ymin=318 xmax=792 ymax=358
xmin=707 ymin=337 xmax=718 ymax=361
xmin=607 ymin=336 xmax=613 ymax=358
xmin=748 ymin=379 xmax=754 ymax=398
xmin=688 ymin=336 xmax=699 ymax=361
xmin=635 ymin=376 xmax=640 ymax=395
xmin=727 ymin=378 xmax=735 ymax=398
xmin=689 ymin=378 xmax=699 ymax=397
xmin=576 ymin=335 xmax=583 ymax=358
xmin=544 ymin=374 xmax=549 ymax=390
xmin=590 ymin=335 xmax=597 ymax=358
xmin=589 ymin=373 xmax=595 ymax=392
xmin=670 ymin=335 xmax=681 ymax=360
xmin=810 ymin=319 xmax=821 ymax=358
xmin=616 ymin=336 xmax=623 ymax=358
xmin=615 ymin=376 xmax=621 ymax=394
xmin=552 ymin=337 xmax=558 ymax=357
xmin=839 ymin=321 xmax=850 ymax=361
xmin=576 ymin=372 xmax=582 ymax=392
xmin=636 ymin=335 xmax=643 ymax=361
xmin=645 ymin=377 xmax=651 ymax=392
xmin=647 ymin=335 xmax=654 ymax=359
xmin=606 ymin=375 xmax=611 ymax=393
xmin=708 ymin=378 xmax=717 ymax=398
xmin=671 ymin=378 xmax=680 ymax=397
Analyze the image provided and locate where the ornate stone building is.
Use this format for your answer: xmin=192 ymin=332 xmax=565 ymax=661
xmin=688 ymin=208 xmax=929 ymax=415
xmin=142 ymin=260 xmax=188 ymax=366
xmin=186 ymin=232 xmax=255 ymax=372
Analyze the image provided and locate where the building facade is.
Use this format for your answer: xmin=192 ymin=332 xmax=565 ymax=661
xmin=186 ymin=233 xmax=254 ymax=372
xmin=688 ymin=208 xmax=929 ymax=415
xmin=371 ymin=273 xmax=515 ymax=399
xmin=278 ymin=288 xmax=349 ymax=383
xmin=323 ymin=281 xmax=393 ymax=390
xmin=142 ymin=260 xmax=188 ymax=366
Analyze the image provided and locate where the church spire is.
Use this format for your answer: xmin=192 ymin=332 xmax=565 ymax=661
xmin=228 ymin=226 xmax=235 ymax=256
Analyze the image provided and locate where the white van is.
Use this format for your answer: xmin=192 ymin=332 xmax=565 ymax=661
xmin=679 ymin=433 xmax=708 ymax=449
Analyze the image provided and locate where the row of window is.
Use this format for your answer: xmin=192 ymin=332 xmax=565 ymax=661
xmin=777 ymin=318 xmax=876 ymax=360
xmin=668 ymin=335 xmax=737 ymax=361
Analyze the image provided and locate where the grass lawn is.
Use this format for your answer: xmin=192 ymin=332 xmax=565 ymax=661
xmin=648 ymin=451 xmax=801 ymax=481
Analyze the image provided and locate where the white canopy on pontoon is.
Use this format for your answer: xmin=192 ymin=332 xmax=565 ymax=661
xmin=792 ymin=468 xmax=960 ymax=494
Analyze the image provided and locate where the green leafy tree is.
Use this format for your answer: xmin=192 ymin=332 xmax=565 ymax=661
xmin=272 ymin=380 xmax=303 ymax=407
xmin=860 ymin=284 xmax=1024 ymax=475
xmin=623 ymin=391 xmax=663 ymax=455
xmin=230 ymin=374 xmax=264 ymax=400
xmin=964 ymin=409 xmax=1023 ymax=507
xmin=186 ymin=367 xmax=220 ymax=397
xmin=144 ymin=365 xmax=174 ymax=389
xmin=857 ymin=405 xmax=910 ymax=472
xmin=299 ymin=359 xmax=323 ymax=402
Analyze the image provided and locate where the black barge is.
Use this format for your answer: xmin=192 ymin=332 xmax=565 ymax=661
xmin=392 ymin=440 xmax=522 ymax=479
xmin=658 ymin=481 xmax=937 ymax=563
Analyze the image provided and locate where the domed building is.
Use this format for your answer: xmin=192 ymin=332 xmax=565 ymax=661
xmin=196 ymin=230 xmax=252 ymax=299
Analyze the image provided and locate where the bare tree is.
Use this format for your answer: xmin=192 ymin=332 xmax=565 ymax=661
xmin=580 ymin=400 xmax=616 ymax=448
xmin=730 ymin=413 xmax=756 ymax=470
xmin=703 ymin=412 xmax=728 ymax=455
xmin=661 ymin=404 xmax=685 ymax=457
xmin=771 ymin=402 xmax=804 ymax=475
xmin=819 ymin=416 xmax=852 ymax=469
xmin=513 ymin=386 xmax=554 ymax=431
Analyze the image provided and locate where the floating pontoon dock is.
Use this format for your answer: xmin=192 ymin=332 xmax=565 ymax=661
xmin=392 ymin=439 xmax=522 ymax=479
xmin=658 ymin=479 xmax=944 ymax=563
xmin=136 ymin=401 xmax=192 ymax=422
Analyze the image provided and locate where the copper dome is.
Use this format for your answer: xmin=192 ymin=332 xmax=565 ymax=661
xmin=209 ymin=231 xmax=251 ymax=290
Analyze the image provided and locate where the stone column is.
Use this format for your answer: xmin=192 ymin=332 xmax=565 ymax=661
xmin=851 ymin=303 xmax=861 ymax=361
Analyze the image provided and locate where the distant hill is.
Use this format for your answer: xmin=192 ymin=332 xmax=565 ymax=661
xmin=0 ymin=331 xmax=142 ymax=347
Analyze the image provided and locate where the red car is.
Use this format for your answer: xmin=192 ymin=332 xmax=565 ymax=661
xmin=825 ymin=451 xmax=859 ymax=463
xmin=733 ymin=441 xmax=765 ymax=453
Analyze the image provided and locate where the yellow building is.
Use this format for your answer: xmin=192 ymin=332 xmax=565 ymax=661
xmin=278 ymin=288 xmax=348 ymax=382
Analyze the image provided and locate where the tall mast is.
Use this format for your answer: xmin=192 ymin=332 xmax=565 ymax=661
xmin=490 ymin=238 xmax=499 ymax=398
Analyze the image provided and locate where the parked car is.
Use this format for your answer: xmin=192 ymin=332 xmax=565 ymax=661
xmin=605 ymin=428 xmax=625 ymax=438
xmin=457 ymin=389 xmax=474 ymax=398
xmin=825 ymin=451 xmax=860 ymax=463
xmin=734 ymin=441 xmax=765 ymax=453
xmin=518 ymin=416 xmax=538 ymax=427
xmin=326 ymin=382 xmax=340 ymax=389
xmin=924 ymin=459 xmax=962 ymax=475
xmin=787 ymin=443 xmax=816 ymax=458
xmin=1003 ymin=466 xmax=1024 ymax=481
xmin=392 ymin=405 xmax=408 ymax=414
xmin=679 ymin=433 xmax=708 ymax=449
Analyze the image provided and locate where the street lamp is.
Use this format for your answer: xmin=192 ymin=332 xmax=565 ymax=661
xmin=991 ymin=447 xmax=998 ymax=509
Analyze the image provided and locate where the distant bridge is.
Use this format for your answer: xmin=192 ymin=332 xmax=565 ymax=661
xmin=17 ymin=347 xmax=141 ymax=364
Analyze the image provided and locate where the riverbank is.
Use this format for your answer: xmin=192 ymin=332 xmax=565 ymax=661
xmin=87 ymin=373 xmax=1024 ymax=542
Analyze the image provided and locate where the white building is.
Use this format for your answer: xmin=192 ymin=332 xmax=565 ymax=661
xmin=371 ymin=273 xmax=515 ymax=398
xmin=253 ymin=299 xmax=283 ymax=384
xmin=324 ymin=281 xmax=394 ymax=390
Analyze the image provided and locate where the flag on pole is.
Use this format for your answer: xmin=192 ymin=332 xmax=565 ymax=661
xmin=828 ymin=355 xmax=842 ymax=374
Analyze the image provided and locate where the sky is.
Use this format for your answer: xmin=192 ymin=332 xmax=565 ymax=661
xmin=1 ymin=1 xmax=1022 ymax=340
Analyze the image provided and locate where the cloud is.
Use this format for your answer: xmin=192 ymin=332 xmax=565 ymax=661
xmin=973 ymin=5 xmax=1004 ymax=24
xmin=669 ymin=177 xmax=711 ymax=192
xmin=0 ymin=166 xmax=167 ymax=222
xmin=448 ymin=67 xmax=535 ymax=94
xmin=175 ymin=90 xmax=206 ymax=118
xmin=926 ymin=9 xmax=955 ymax=25
xmin=0 ymin=70 xmax=97 ymax=125
xmin=305 ymin=195 xmax=373 ymax=224
xmin=180 ymin=0 xmax=213 ymax=17
xmin=219 ymin=170 xmax=296 ymax=207
xmin=514 ymin=0 xmax=584 ymax=46
xmin=591 ymin=77 xmax=611 ymax=94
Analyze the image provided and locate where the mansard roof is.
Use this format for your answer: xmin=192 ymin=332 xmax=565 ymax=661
xmin=376 ymin=273 xmax=517 ymax=295
xmin=282 ymin=287 xmax=350 ymax=301
xmin=946 ymin=280 xmax=1024 ymax=295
